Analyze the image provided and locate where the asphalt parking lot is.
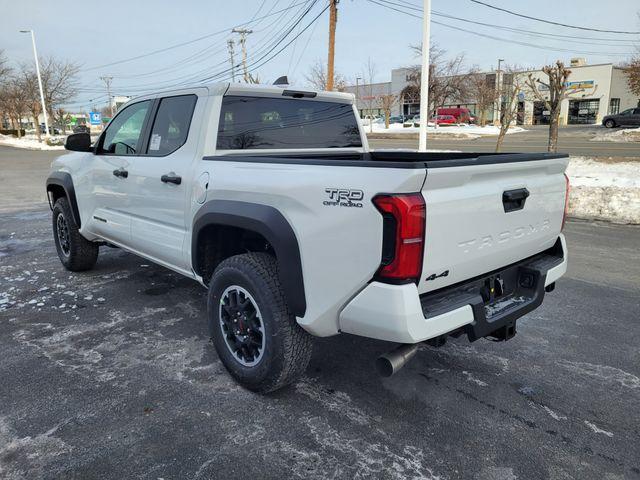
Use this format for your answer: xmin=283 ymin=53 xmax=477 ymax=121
xmin=1 ymin=146 xmax=639 ymax=479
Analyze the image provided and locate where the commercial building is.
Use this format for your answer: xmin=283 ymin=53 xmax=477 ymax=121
xmin=343 ymin=58 xmax=639 ymax=125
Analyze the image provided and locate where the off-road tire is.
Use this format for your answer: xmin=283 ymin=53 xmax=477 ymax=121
xmin=208 ymin=253 xmax=313 ymax=393
xmin=52 ymin=197 xmax=99 ymax=271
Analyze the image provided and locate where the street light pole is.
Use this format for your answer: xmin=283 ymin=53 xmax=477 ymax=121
xmin=20 ymin=29 xmax=50 ymax=139
xmin=418 ymin=0 xmax=431 ymax=152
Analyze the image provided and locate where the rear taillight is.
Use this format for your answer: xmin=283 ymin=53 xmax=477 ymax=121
xmin=373 ymin=193 xmax=426 ymax=283
xmin=562 ymin=173 xmax=570 ymax=231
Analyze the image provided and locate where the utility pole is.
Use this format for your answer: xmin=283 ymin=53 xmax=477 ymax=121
xmin=232 ymin=28 xmax=253 ymax=82
xmin=495 ymin=58 xmax=504 ymax=126
xmin=227 ymin=39 xmax=236 ymax=82
xmin=326 ymin=0 xmax=339 ymax=91
xmin=20 ymin=29 xmax=50 ymax=139
xmin=355 ymin=76 xmax=362 ymax=116
xmin=100 ymin=76 xmax=114 ymax=117
xmin=418 ymin=0 xmax=431 ymax=152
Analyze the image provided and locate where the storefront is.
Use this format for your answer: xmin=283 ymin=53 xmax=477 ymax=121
xmin=568 ymin=99 xmax=600 ymax=124
xmin=532 ymin=101 xmax=550 ymax=125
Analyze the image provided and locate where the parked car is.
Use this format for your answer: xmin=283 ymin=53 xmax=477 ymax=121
xmin=73 ymin=125 xmax=91 ymax=134
xmin=48 ymin=83 xmax=569 ymax=392
xmin=437 ymin=107 xmax=472 ymax=124
xmin=40 ymin=124 xmax=60 ymax=135
xmin=388 ymin=115 xmax=407 ymax=124
xmin=602 ymin=108 xmax=640 ymax=128
xmin=430 ymin=114 xmax=457 ymax=125
xmin=404 ymin=115 xmax=419 ymax=127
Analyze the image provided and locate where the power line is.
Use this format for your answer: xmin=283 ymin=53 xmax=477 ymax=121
xmin=469 ymin=0 xmax=640 ymax=35
xmin=366 ymin=0 xmax=637 ymax=57
xmin=197 ymin=1 xmax=325 ymax=83
xmin=97 ymin=0 xmax=316 ymax=92
xmin=80 ymin=1 xmax=311 ymax=72
xmin=68 ymin=0 xmax=324 ymax=102
xmin=384 ymin=0 xmax=639 ymax=44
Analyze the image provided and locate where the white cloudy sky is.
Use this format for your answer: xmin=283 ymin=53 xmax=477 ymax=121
xmin=1 ymin=0 xmax=638 ymax=109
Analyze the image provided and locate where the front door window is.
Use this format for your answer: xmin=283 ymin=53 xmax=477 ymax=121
xmin=101 ymin=101 xmax=151 ymax=155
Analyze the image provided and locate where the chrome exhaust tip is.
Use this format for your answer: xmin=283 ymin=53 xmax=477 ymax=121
xmin=375 ymin=344 xmax=419 ymax=377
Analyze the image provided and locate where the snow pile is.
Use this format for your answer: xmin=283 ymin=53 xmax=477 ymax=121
xmin=567 ymin=157 xmax=640 ymax=224
xmin=590 ymin=127 xmax=640 ymax=143
xmin=369 ymin=123 xmax=526 ymax=138
xmin=0 ymin=134 xmax=65 ymax=150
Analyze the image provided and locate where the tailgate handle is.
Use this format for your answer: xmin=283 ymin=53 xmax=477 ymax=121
xmin=502 ymin=188 xmax=529 ymax=212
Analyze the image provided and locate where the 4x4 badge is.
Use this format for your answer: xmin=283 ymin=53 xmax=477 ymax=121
xmin=426 ymin=270 xmax=449 ymax=281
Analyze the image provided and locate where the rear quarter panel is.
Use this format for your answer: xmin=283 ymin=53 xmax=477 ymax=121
xmin=198 ymin=159 xmax=426 ymax=336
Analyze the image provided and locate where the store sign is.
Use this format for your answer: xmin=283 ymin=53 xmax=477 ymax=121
xmin=537 ymin=80 xmax=595 ymax=92
xmin=578 ymin=109 xmax=589 ymax=115
xmin=567 ymin=80 xmax=595 ymax=90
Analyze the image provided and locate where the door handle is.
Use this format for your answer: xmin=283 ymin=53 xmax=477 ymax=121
xmin=113 ymin=169 xmax=128 ymax=178
xmin=161 ymin=174 xmax=182 ymax=185
xmin=502 ymin=188 xmax=529 ymax=212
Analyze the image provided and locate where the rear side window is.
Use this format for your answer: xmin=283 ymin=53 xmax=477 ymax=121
xmin=217 ymin=95 xmax=362 ymax=150
xmin=147 ymin=95 xmax=197 ymax=155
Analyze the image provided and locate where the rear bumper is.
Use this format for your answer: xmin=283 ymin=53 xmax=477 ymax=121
xmin=339 ymin=234 xmax=567 ymax=344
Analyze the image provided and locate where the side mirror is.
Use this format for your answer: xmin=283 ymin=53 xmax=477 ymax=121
xmin=64 ymin=133 xmax=92 ymax=152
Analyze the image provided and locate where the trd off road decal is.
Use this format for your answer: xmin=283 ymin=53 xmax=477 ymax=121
xmin=323 ymin=188 xmax=364 ymax=208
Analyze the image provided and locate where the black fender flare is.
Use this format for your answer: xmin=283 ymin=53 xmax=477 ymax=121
xmin=46 ymin=171 xmax=82 ymax=227
xmin=192 ymin=200 xmax=306 ymax=317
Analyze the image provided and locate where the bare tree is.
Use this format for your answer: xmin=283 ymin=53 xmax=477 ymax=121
xmin=305 ymin=59 xmax=346 ymax=91
xmin=20 ymin=56 xmax=80 ymax=139
xmin=360 ymin=58 xmax=378 ymax=133
xmin=40 ymin=57 xmax=80 ymax=116
xmin=525 ymin=61 xmax=571 ymax=153
xmin=495 ymin=66 xmax=524 ymax=152
xmin=624 ymin=56 xmax=640 ymax=102
xmin=0 ymin=50 xmax=10 ymax=84
xmin=377 ymin=94 xmax=398 ymax=129
xmin=0 ymin=76 xmax=30 ymax=137
xmin=0 ymin=50 xmax=14 ymax=130
xmin=403 ymin=44 xmax=469 ymax=119
xmin=466 ymin=68 xmax=498 ymax=127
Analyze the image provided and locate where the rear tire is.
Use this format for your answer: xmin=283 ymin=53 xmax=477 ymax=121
xmin=604 ymin=119 xmax=616 ymax=128
xmin=207 ymin=253 xmax=313 ymax=393
xmin=52 ymin=197 xmax=98 ymax=271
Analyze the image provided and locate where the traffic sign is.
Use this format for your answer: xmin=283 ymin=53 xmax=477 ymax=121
xmin=89 ymin=112 xmax=101 ymax=125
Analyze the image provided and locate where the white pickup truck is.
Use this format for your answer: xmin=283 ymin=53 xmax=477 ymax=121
xmin=47 ymin=83 xmax=569 ymax=392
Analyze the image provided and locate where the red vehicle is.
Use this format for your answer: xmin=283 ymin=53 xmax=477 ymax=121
xmin=430 ymin=114 xmax=457 ymax=125
xmin=437 ymin=107 xmax=471 ymax=123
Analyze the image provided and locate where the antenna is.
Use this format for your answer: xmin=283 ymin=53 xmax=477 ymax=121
xmin=273 ymin=76 xmax=289 ymax=87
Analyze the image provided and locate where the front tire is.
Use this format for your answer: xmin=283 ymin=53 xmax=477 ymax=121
xmin=604 ymin=119 xmax=616 ymax=128
xmin=52 ymin=197 xmax=99 ymax=271
xmin=208 ymin=253 xmax=313 ymax=393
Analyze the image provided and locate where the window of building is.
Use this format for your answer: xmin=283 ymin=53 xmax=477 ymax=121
xmin=568 ymin=99 xmax=600 ymax=125
xmin=609 ymin=98 xmax=620 ymax=115
xmin=147 ymin=95 xmax=197 ymax=156
xmin=217 ymin=96 xmax=362 ymax=150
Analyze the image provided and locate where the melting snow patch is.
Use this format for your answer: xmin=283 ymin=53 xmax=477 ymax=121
xmin=567 ymin=157 xmax=640 ymax=224
xmin=295 ymin=379 xmax=375 ymax=426
xmin=584 ymin=420 xmax=613 ymax=437
xmin=558 ymin=360 xmax=640 ymax=390
xmin=462 ymin=371 xmax=489 ymax=387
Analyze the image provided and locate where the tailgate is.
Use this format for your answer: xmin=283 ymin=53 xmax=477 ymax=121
xmin=418 ymin=155 xmax=569 ymax=294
